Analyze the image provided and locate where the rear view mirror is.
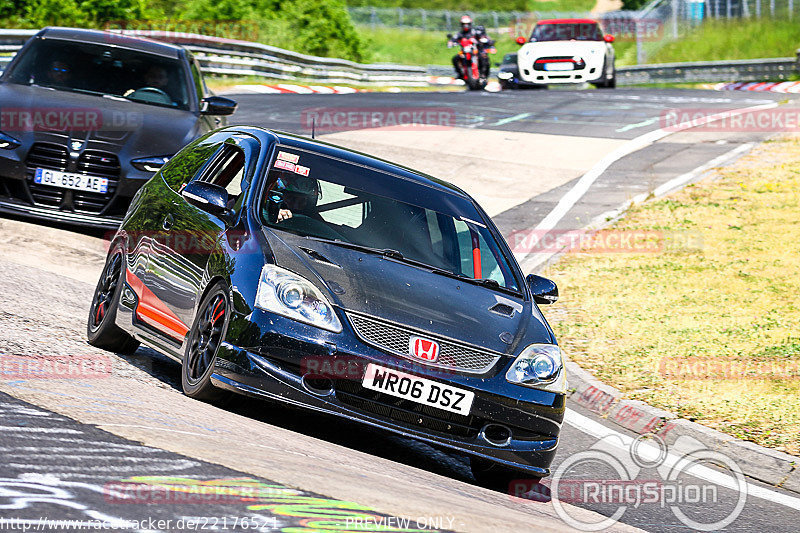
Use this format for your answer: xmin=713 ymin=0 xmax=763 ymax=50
xmin=516 ymin=36 xmax=527 ymax=45
xmin=182 ymin=181 xmax=230 ymax=218
xmin=604 ymin=34 xmax=615 ymax=43
xmin=201 ymin=96 xmax=237 ymax=116
xmin=526 ymin=274 xmax=558 ymax=305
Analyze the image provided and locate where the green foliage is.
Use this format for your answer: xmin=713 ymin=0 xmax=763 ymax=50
xmin=346 ymin=0 xmax=528 ymax=10
xmin=620 ymin=0 xmax=649 ymax=10
xmin=25 ymin=0 xmax=90 ymax=26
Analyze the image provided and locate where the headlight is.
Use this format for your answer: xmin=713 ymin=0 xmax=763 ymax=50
xmin=0 ymin=132 xmax=21 ymax=150
xmin=254 ymin=265 xmax=342 ymax=333
xmin=131 ymin=156 xmax=171 ymax=172
xmin=506 ymin=344 xmax=566 ymax=393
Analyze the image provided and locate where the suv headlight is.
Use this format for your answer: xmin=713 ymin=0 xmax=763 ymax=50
xmin=0 ymin=132 xmax=21 ymax=150
xmin=254 ymin=265 xmax=342 ymax=333
xmin=506 ymin=344 xmax=566 ymax=393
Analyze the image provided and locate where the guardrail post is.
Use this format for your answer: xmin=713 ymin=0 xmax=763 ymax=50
xmin=671 ymin=0 xmax=678 ymax=38
xmin=796 ymin=48 xmax=800 ymax=73
xmin=770 ymin=0 xmax=775 ymax=16
xmin=727 ymin=0 xmax=732 ymax=18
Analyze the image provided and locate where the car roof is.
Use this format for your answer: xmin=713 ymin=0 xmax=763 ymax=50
xmin=36 ymin=27 xmax=184 ymax=59
xmin=236 ymin=127 xmax=473 ymax=200
xmin=536 ymin=18 xmax=600 ymax=25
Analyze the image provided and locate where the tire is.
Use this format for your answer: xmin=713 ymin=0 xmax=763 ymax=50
xmin=87 ymin=249 xmax=140 ymax=354
xmin=470 ymin=457 xmax=543 ymax=491
xmin=181 ymin=281 xmax=232 ymax=403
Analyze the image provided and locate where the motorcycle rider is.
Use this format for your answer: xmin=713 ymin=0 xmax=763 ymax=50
xmin=448 ymin=15 xmax=495 ymax=80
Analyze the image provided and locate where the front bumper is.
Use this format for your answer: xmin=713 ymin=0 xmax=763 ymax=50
xmin=212 ymin=309 xmax=565 ymax=476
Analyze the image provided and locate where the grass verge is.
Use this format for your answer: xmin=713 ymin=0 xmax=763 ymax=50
xmin=542 ymin=135 xmax=800 ymax=455
xmin=647 ymin=18 xmax=800 ymax=63
xmin=358 ymin=26 xmax=520 ymax=65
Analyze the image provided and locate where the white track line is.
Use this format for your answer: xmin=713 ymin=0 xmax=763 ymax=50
xmin=516 ymin=101 xmax=779 ymax=272
xmin=564 ymin=410 xmax=800 ymax=511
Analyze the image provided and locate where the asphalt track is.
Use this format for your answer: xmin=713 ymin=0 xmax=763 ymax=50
xmin=1 ymin=87 xmax=799 ymax=532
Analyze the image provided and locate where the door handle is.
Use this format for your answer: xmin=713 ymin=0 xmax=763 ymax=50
xmin=162 ymin=214 xmax=174 ymax=230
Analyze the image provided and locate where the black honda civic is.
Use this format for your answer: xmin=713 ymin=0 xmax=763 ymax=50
xmin=0 ymin=27 xmax=236 ymax=228
xmin=88 ymin=126 xmax=565 ymax=483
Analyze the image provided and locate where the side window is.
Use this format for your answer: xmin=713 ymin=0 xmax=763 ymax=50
xmin=190 ymin=59 xmax=207 ymax=102
xmin=160 ymin=133 xmax=226 ymax=192
xmin=200 ymin=147 xmax=247 ymax=207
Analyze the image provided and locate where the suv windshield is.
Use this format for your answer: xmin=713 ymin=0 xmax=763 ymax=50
xmin=530 ymin=23 xmax=603 ymax=42
xmin=260 ymin=147 xmax=520 ymax=292
xmin=4 ymin=39 xmax=190 ymax=110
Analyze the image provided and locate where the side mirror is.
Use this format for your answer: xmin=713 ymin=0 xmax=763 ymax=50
xmin=201 ymin=96 xmax=237 ymax=116
xmin=604 ymin=34 xmax=615 ymax=43
xmin=516 ymin=36 xmax=527 ymax=45
xmin=182 ymin=181 xmax=230 ymax=218
xmin=526 ymin=274 xmax=558 ymax=305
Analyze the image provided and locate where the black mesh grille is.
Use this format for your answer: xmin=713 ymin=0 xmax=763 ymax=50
xmin=347 ymin=312 xmax=501 ymax=373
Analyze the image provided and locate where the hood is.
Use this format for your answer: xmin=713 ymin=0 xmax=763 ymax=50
xmin=0 ymin=82 xmax=200 ymax=158
xmin=519 ymin=40 xmax=606 ymax=61
xmin=263 ymin=229 xmax=554 ymax=355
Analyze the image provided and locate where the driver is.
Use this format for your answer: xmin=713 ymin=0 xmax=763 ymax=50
xmin=143 ymin=65 xmax=169 ymax=90
xmin=267 ymin=173 xmax=321 ymax=223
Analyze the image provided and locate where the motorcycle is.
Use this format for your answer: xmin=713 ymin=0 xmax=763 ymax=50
xmin=448 ymin=35 xmax=495 ymax=91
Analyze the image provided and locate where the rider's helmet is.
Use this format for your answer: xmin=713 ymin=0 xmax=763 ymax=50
xmin=460 ymin=15 xmax=473 ymax=33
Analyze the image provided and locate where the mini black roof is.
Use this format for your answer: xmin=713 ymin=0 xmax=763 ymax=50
xmin=36 ymin=27 xmax=184 ymax=59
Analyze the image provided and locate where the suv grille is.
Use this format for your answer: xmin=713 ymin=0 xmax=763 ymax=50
xmin=24 ymin=144 xmax=120 ymax=213
xmin=26 ymin=143 xmax=68 ymax=206
xmin=347 ymin=312 xmax=501 ymax=374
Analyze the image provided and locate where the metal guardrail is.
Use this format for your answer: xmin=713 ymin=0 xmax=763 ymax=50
xmin=0 ymin=29 xmax=429 ymax=86
xmin=0 ymin=28 xmax=797 ymax=86
xmin=616 ymin=57 xmax=798 ymax=85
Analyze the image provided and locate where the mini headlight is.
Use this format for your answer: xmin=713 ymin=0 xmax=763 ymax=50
xmin=506 ymin=344 xmax=566 ymax=393
xmin=255 ymin=265 xmax=342 ymax=333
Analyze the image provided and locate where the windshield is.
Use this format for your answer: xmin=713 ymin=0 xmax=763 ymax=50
xmin=4 ymin=38 xmax=191 ymax=110
xmin=260 ymin=147 xmax=520 ymax=292
xmin=530 ymin=23 xmax=603 ymax=42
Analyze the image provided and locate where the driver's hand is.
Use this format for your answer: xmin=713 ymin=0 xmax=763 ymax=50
xmin=277 ymin=209 xmax=293 ymax=222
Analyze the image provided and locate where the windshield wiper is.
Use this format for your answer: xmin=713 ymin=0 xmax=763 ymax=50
xmin=307 ymin=237 xmax=429 ymax=268
xmin=307 ymin=236 xmax=519 ymax=295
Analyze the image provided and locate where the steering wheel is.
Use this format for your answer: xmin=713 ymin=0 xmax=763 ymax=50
xmin=136 ymin=86 xmax=170 ymax=98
